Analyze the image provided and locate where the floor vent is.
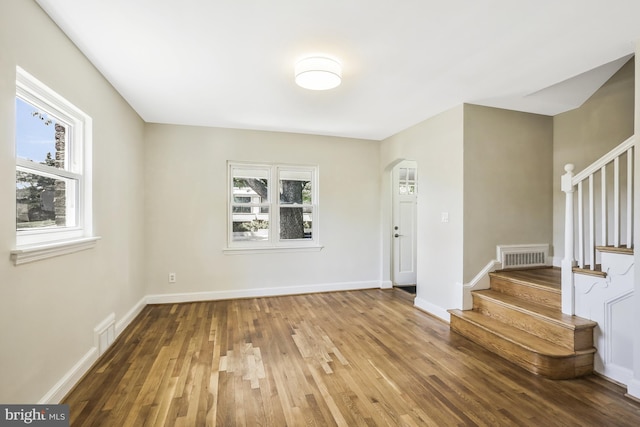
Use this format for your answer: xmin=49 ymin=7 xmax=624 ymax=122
xmin=497 ymin=244 xmax=549 ymax=269
xmin=94 ymin=313 xmax=116 ymax=356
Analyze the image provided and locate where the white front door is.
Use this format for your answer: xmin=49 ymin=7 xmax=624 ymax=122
xmin=392 ymin=161 xmax=417 ymax=286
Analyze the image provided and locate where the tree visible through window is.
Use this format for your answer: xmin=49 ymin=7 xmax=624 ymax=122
xmin=279 ymin=170 xmax=313 ymax=240
xmin=229 ymin=163 xmax=317 ymax=248
xmin=15 ymin=66 xmax=92 ymax=248
xmin=16 ymin=97 xmax=71 ymax=229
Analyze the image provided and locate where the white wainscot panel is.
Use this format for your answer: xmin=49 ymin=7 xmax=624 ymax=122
xmin=574 ymin=252 xmax=634 ymax=386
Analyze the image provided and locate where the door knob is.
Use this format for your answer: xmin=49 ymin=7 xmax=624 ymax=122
xmin=394 ymin=233 xmax=400 ymax=238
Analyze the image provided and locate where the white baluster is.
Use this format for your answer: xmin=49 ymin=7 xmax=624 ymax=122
xmin=561 ymin=164 xmax=575 ymax=315
xmin=627 ymin=147 xmax=634 ymax=248
xmin=589 ymin=174 xmax=595 ymax=270
xmin=614 ymin=156 xmax=620 ymax=247
xmin=601 ymin=166 xmax=607 ymax=251
xmin=578 ymin=181 xmax=584 ymax=268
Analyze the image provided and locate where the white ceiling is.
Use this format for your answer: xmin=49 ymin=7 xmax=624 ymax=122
xmin=36 ymin=0 xmax=640 ymax=141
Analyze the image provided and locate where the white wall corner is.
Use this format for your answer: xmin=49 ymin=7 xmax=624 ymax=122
xmin=380 ymin=280 xmax=393 ymax=289
xmin=38 ymin=347 xmax=98 ymax=404
xmin=116 ymin=297 xmax=148 ymax=337
xmin=462 ymin=260 xmax=501 ymax=310
xmin=414 ymin=297 xmax=450 ymax=323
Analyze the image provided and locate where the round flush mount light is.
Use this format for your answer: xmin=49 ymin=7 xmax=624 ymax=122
xmin=295 ymin=56 xmax=342 ymax=90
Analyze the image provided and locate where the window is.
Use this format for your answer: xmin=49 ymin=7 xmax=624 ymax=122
xmin=227 ymin=162 xmax=319 ymax=251
xmin=398 ymin=166 xmax=417 ymax=195
xmin=12 ymin=67 xmax=95 ymax=263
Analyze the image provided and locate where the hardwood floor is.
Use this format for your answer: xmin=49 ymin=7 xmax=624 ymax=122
xmin=64 ymin=289 xmax=640 ymax=426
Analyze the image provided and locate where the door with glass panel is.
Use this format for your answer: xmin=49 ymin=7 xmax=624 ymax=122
xmin=392 ymin=161 xmax=417 ymax=286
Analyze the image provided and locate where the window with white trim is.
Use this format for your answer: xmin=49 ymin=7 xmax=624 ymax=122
xmin=228 ymin=162 xmax=319 ymax=249
xmin=14 ymin=67 xmax=93 ymax=249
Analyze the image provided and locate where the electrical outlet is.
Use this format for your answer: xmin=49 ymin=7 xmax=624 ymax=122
xmin=168 ymin=273 xmax=176 ymax=283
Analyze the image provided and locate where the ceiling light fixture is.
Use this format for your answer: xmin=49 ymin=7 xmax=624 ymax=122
xmin=295 ymin=56 xmax=342 ymax=90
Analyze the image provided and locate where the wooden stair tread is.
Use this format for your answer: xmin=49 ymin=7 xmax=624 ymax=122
xmin=448 ymin=309 xmax=593 ymax=358
xmin=489 ymin=269 xmax=561 ymax=291
xmin=596 ymin=245 xmax=634 ymax=255
xmin=473 ymin=290 xmax=597 ymax=330
xmin=572 ymin=265 xmax=606 ymax=278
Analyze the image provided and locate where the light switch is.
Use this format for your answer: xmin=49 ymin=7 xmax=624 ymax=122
xmin=441 ymin=212 xmax=449 ymax=223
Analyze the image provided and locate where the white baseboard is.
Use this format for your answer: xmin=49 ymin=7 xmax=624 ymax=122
xmin=39 ymin=296 xmax=146 ymax=404
xmin=146 ymin=280 xmax=381 ymax=304
xmin=627 ymin=378 xmax=640 ymax=400
xmin=601 ymin=365 xmax=634 ymax=388
xmin=461 ymin=260 xmax=501 ymax=310
xmin=116 ymin=296 xmax=147 ymax=336
xmin=414 ymin=297 xmax=450 ymax=323
xmin=38 ymin=347 xmax=98 ymax=404
xmin=380 ymin=280 xmax=393 ymax=289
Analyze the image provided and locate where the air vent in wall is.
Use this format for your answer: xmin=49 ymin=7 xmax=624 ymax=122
xmin=497 ymin=244 xmax=549 ymax=269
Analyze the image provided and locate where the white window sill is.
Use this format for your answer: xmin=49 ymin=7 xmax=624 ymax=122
xmin=11 ymin=236 xmax=101 ymax=265
xmin=223 ymin=245 xmax=323 ymax=255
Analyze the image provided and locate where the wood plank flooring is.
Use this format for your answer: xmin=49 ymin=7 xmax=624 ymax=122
xmin=63 ymin=289 xmax=640 ymax=426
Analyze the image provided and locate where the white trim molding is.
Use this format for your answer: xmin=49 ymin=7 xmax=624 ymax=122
xmin=628 ymin=378 xmax=640 ymax=400
xmin=11 ymin=236 xmax=101 ymax=265
xmin=414 ymin=297 xmax=450 ymax=323
xmin=380 ymin=280 xmax=393 ymax=289
xmin=223 ymin=245 xmax=323 ymax=255
xmin=461 ymin=259 xmax=502 ymax=310
xmin=39 ymin=296 xmax=146 ymax=404
xmin=38 ymin=347 xmax=98 ymax=404
xmin=146 ymin=280 xmax=380 ymax=304
xmin=116 ymin=297 xmax=147 ymax=336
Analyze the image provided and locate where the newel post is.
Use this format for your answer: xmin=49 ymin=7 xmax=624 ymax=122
xmin=561 ymin=164 xmax=576 ymax=315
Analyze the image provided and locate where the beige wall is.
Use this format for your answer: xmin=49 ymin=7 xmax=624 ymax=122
xmin=381 ymin=106 xmax=464 ymax=318
xmin=553 ymin=59 xmax=635 ymax=260
xmin=0 ymin=0 xmax=146 ymax=403
xmin=463 ymin=105 xmax=553 ymax=281
xmin=381 ymin=104 xmax=554 ymax=316
xmin=144 ymin=124 xmax=381 ymax=296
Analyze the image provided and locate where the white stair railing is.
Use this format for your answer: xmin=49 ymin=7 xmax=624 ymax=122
xmin=561 ymin=135 xmax=635 ymax=315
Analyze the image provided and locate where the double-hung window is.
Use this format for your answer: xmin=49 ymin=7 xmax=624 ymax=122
xmin=13 ymin=67 xmax=95 ymax=263
xmin=227 ymin=162 xmax=319 ymax=251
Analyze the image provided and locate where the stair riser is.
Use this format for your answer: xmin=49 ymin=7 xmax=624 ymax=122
xmin=473 ymin=296 xmax=593 ymax=351
xmin=490 ymin=276 xmax=561 ymax=310
xmin=450 ymin=314 xmax=594 ymax=379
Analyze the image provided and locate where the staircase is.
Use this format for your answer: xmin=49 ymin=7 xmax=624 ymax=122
xmin=448 ymin=267 xmax=597 ymax=379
